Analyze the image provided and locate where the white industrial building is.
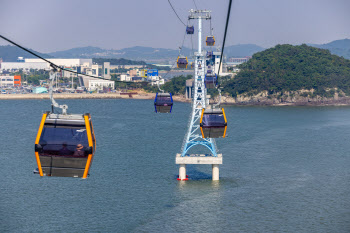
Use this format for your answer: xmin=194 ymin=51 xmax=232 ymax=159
xmin=1 ymin=58 xmax=93 ymax=73
xmin=80 ymin=76 xmax=114 ymax=91
xmin=1 ymin=62 xmax=49 ymax=71
xmin=25 ymin=58 xmax=92 ymax=67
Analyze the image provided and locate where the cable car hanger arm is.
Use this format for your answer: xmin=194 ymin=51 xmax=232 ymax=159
xmin=213 ymin=88 xmax=222 ymax=109
xmin=49 ymin=66 xmax=68 ymax=115
xmin=157 ymin=78 xmax=164 ymax=93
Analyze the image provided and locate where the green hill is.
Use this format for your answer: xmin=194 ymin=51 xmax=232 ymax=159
xmin=223 ymin=44 xmax=350 ymax=98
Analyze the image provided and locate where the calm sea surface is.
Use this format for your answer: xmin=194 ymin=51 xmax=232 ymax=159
xmin=0 ymin=99 xmax=349 ymax=232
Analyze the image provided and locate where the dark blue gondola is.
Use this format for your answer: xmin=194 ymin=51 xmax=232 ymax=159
xmin=200 ymin=108 xmax=227 ymax=138
xmin=177 ymin=56 xmax=188 ymax=69
xmin=186 ymin=26 xmax=194 ymax=34
xmin=206 ymin=36 xmax=215 ymax=46
xmin=204 ymin=73 xmax=218 ymax=89
xmin=154 ymin=93 xmax=173 ymax=113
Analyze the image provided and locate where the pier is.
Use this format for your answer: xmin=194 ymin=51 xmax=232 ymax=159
xmin=176 ymin=154 xmax=222 ymax=180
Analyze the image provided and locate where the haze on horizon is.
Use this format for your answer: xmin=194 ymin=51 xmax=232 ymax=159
xmin=0 ymin=0 xmax=349 ymax=53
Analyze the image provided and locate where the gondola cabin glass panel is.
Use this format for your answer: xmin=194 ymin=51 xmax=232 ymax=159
xmin=186 ymin=26 xmax=194 ymax=34
xmin=154 ymin=93 xmax=173 ymax=113
xmin=200 ymin=108 xmax=227 ymax=138
xmin=34 ymin=113 xmax=95 ymax=178
xmin=204 ymin=73 xmax=218 ymax=89
xmin=177 ymin=56 xmax=188 ymax=69
xmin=206 ymin=36 xmax=215 ymax=46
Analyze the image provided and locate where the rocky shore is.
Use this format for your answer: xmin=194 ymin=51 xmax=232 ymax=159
xmin=212 ymin=90 xmax=350 ymax=106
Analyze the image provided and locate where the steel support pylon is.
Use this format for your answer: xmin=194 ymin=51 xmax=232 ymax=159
xmin=180 ymin=10 xmax=217 ymax=157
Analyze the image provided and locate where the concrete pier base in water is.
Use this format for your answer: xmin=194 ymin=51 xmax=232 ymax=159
xmin=212 ymin=164 xmax=219 ymax=181
xmin=176 ymin=153 xmax=222 ymax=181
xmin=179 ymin=164 xmax=187 ymax=180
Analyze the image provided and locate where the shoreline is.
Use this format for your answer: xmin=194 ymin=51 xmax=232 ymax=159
xmin=1 ymin=93 xmax=350 ymax=106
xmin=0 ymin=93 xmax=156 ymax=100
xmin=0 ymin=93 xmax=191 ymax=103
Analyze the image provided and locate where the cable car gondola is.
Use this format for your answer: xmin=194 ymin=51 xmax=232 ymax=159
xmin=177 ymin=56 xmax=188 ymax=69
xmin=35 ymin=112 xmax=96 ymax=178
xmin=186 ymin=26 xmax=194 ymax=34
xmin=204 ymin=73 xmax=218 ymax=89
xmin=200 ymin=108 xmax=227 ymax=138
xmin=154 ymin=93 xmax=173 ymax=113
xmin=34 ymin=69 xmax=96 ymax=178
xmin=206 ymin=36 xmax=215 ymax=46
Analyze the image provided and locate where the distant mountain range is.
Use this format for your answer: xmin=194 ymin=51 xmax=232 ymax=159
xmin=0 ymin=44 xmax=264 ymax=62
xmin=308 ymin=39 xmax=350 ymax=59
xmin=48 ymin=46 xmax=194 ymax=61
xmin=46 ymin=44 xmax=265 ymax=61
xmin=1 ymin=39 xmax=350 ymax=62
xmin=0 ymin=45 xmax=53 ymax=62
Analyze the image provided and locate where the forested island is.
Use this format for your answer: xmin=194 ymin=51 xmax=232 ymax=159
xmin=145 ymin=44 xmax=350 ymax=105
xmin=224 ymin=45 xmax=350 ymax=99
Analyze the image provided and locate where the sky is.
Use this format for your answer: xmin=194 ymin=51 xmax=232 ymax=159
xmin=0 ymin=0 xmax=349 ymax=53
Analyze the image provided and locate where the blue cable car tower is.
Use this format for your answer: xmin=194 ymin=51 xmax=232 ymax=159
xmin=176 ymin=9 xmax=222 ymax=181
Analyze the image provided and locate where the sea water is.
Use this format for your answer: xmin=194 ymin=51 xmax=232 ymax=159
xmin=0 ymin=99 xmax=349 ymax=232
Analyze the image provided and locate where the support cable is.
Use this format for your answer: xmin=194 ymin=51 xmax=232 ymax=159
xmin=192 ymin=0 xmax=198 ymax=10
xmin=217 ymin=0 xmax=233 ymax=78
xmin=167 ymin=0 xmax=186 ymax=26
xmin=211 ymin=0 xmax=233 ymax=109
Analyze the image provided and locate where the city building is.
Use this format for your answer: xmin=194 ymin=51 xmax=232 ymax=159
xmin=128 ymin=69 xmax=137 ymax=77
xmin=102 ymin=62 xmax=111 ymax=79
xmin=0 ymin=75 xmax=21 ymax=87
xmin=120 ymin=74 xmax=132 ymax=82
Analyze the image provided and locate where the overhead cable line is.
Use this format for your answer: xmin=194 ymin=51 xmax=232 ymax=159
xmin=167 ymin=0 xmax=186 ymax=26
xmin=0 ymin=34 xmax=135 ymax=83
xmin=192 ymin=0 xmax=198 ymax=10
xmin=217 ymin=0 xmax=233 ymax=78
